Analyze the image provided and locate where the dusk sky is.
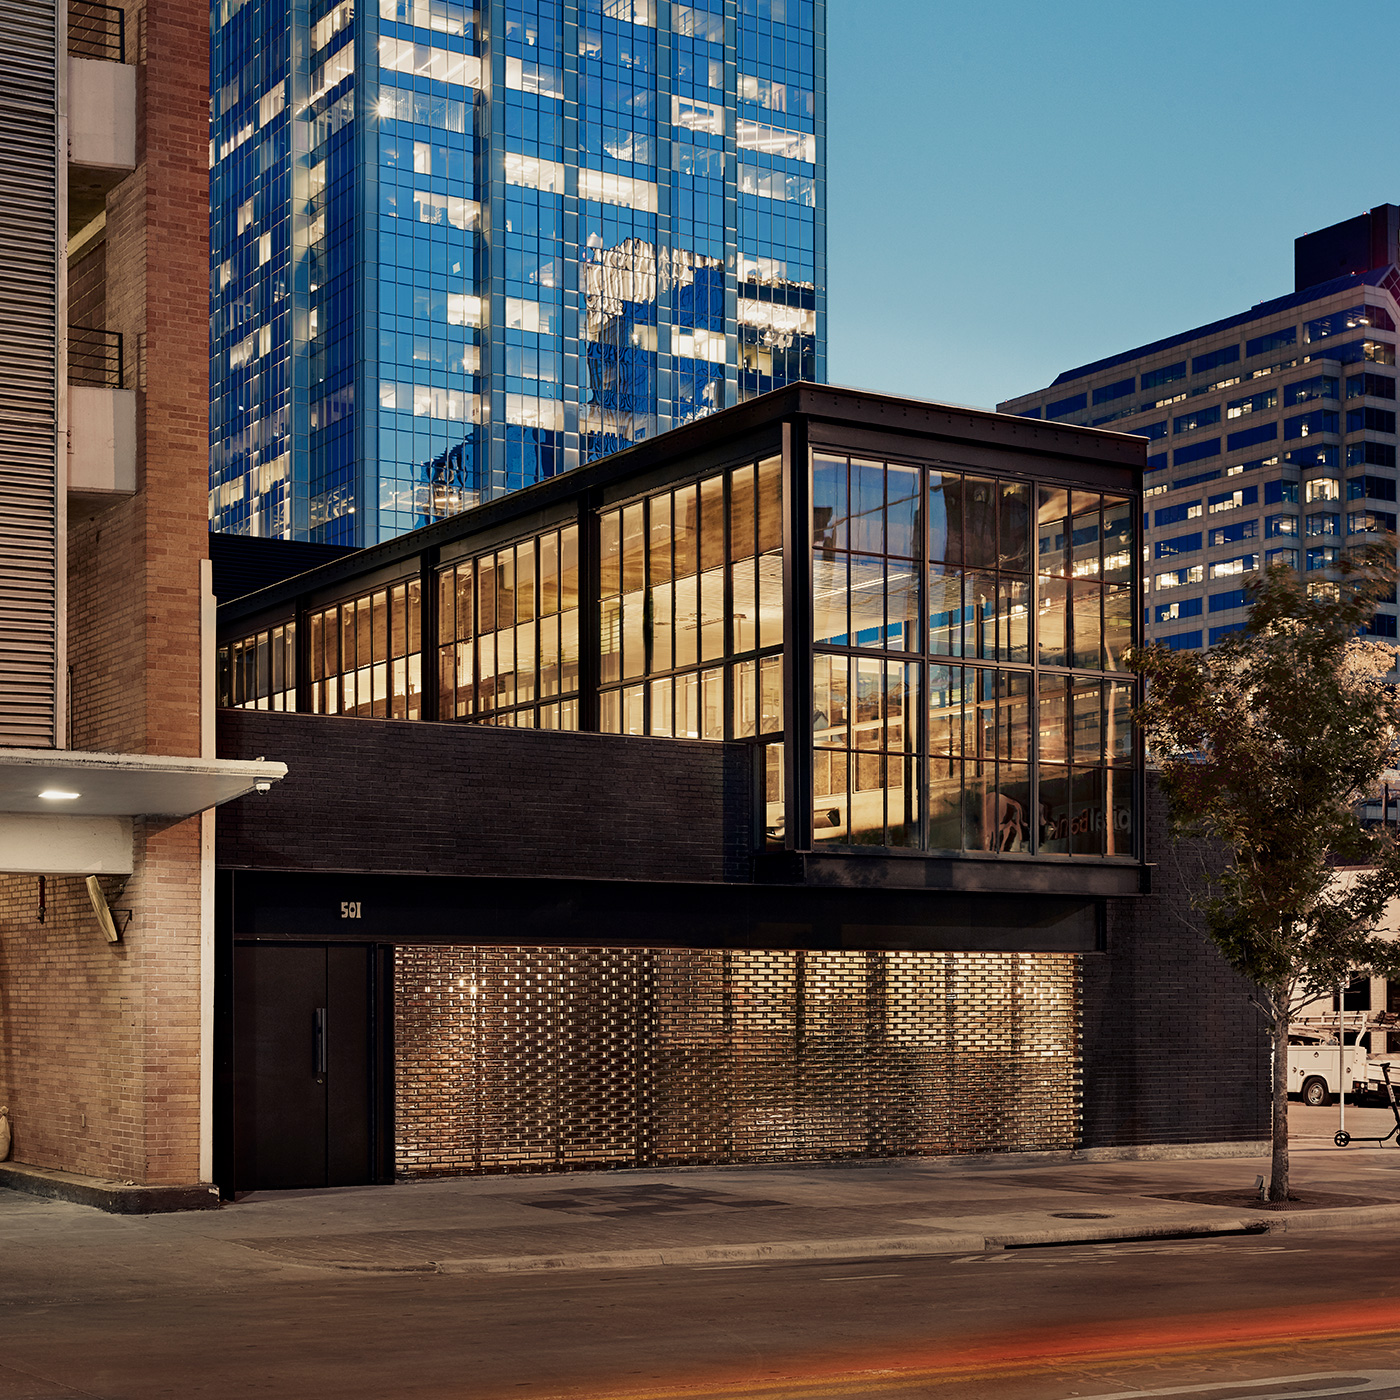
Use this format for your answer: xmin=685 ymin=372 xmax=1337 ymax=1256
xmin=825 ymin=1 xmax=1400 ymax=412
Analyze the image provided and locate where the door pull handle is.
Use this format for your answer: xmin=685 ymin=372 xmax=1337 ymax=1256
xmin=313 ymin=1007 xmax=328 ymax=1077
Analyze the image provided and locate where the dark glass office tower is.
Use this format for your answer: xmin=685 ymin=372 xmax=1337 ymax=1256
xmin=209 ymin=0 xmax=826 ymax=545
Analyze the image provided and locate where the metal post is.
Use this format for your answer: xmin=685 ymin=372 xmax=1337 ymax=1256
xmin=1339 ymin=983 xmax=1346 ymax=1136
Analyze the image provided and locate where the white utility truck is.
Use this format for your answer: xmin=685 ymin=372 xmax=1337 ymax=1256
xmin=1288 ymin=1012 xmax=1400 ymax=1105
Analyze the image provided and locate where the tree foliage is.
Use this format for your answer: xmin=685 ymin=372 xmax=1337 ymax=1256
xmin=1127 ymin=549 xmax=1400 ymax=1199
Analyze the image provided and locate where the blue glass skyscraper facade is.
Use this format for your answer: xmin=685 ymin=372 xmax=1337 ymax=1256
xmin=210 ymin=0 xmax=825 ymax=544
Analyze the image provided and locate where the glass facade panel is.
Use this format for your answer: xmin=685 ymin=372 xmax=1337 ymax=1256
xmin=438 ymin=524 xmax=581 ymax=726
xmin=597 ymin=457 xmax=783 ymax=740
xmin=211 ymin=0 xmax=825 ymax=545
xmin=810 ymin=455 xmax=1136 ymax=859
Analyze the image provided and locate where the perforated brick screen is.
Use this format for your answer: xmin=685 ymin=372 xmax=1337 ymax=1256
xmin=393 ymin=947 xmax=1080 ymax=1177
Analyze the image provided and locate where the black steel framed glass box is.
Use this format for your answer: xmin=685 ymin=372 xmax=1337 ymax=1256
xmin=217 ymin=385 xmax=1145 ymax=880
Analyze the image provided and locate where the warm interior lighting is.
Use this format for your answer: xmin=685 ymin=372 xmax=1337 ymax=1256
xmin=39 ymin=789 xmax=80 ymax=801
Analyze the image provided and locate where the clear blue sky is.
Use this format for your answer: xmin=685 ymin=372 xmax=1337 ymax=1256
xmin=825 ymin=0 xmax=1400 ymax=411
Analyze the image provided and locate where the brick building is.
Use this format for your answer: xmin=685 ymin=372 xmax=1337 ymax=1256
xmin=214 ymin=385 xmax=1269 ymax=1191
xmin=0 ymin=0 xmax=281 ymax=1209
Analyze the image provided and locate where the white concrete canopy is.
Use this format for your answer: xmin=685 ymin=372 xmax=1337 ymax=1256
xmin=0 ymin=750 xmax=286 ymax=873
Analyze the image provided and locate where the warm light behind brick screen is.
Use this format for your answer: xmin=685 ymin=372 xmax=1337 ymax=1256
xmin=394 ymin=947 xmax=1080 ymax=1176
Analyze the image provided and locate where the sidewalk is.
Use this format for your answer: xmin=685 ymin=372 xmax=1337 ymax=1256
xmin=5 ymin=1104 xmax=1398 ymax=1280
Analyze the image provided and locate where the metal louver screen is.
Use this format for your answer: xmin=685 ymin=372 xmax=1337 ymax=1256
xmin=394 ymin=947 xmax=1080 ymax=1177
xmin=0 ymin=0 xmax=60 ymax=747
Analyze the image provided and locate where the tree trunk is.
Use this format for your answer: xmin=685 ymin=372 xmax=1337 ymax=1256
xmin=1269 ymin=984 xmax=1290 ymax=1202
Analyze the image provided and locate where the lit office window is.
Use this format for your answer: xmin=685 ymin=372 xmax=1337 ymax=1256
xmin=306 ymin=581 xmax=423 ymax=719
xmin=597 ymin=455 xmax=784 ymax=740
xmin=437 ymin=525 xmax=581 ymax=730
xmin=813 ymin=454 xmax=1136 ymax=859
xmin=217 ymin=622 xmax=297 ymax=711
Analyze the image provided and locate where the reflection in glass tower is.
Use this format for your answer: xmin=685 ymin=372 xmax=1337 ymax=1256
xmin=209 ymin=0 xmax=827 ymax=545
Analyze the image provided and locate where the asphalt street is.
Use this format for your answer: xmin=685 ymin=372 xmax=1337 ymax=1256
xmin=4 ymin=1215 xmax=1400 ymax=1399
xmin=5 ymin=1104 xmax=1400 ymax=1399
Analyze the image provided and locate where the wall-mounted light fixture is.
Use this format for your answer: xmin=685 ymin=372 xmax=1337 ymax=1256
xmin=85 ymin=876 xmax=131 ymax=944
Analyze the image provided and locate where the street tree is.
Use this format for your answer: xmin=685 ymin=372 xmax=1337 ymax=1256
xmin=1128 ymin=553 xmax=1400 ymax=1202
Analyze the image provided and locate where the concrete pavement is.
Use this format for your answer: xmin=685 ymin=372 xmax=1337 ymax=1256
xmin=4 ymin=1102 xmax=1400 ymax=1280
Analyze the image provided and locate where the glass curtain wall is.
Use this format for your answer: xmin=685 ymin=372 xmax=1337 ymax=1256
xmin=813 ymin=453 xmax=1136 ymax=859
xmin=597 ymin=455 xmax=784 ymax=738
xmin=437 ymin=524 xmax=582 ymax=727
xmin=211 ymin=0 xmax=826 ymax=547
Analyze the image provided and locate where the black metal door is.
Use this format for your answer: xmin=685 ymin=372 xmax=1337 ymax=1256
xmin=233 ymin=944 xmax=375 ymax=1190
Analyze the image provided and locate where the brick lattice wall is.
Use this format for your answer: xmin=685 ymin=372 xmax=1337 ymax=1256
xmin=393 ymin=946 xmax=1080 ymax=1176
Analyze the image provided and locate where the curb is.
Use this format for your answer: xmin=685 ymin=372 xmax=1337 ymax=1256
xmin=435 ymin=1235 xmax=990 ymax=1274
xmin=0 ymin=1161 xmax=221 ymax=1214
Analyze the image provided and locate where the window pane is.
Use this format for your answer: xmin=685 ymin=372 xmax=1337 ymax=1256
xmin=1107 ymin=680 xmax=1135 ymax=764
xmin=928 ymin=567 xmax=962 ymax=656
xmin=928 ymin=664 xmax=963 ymax=760
xmin=733 ymin=658 xmax=757 ymax=738
xmin=516 ymin=622 xmax=536 ymax=702
xmin=560 ymin=526 xmax=579 ymax=609
xmin=1102 ymin=498 xmax=1132 ymax=586
xmin=391 ymin=585 xmax=407 ymax=659
xmin=622 ymin=504 xmax=645 ymax=594
xmin=649 ymin=676 xmax=673 ymax=737
xmin=600 ymin=598 xmax=621 ymax=683
xmin=999 ymin=481 xmax=1033 ymax=571
xmin=675 ymin=575 xmax=699 ymax=667
xmin=929 ymin=471 xmax=961 ymax=565
xmin=701 ymin=666 xmax=723 ymax=739
xmin=813 ymin=555 xmax=848 ymax=645
xmin=699 ymin=476 xmax=725 ymax=572
xmin=1002 ymin=576 xmax=1031 ymax=664
xmin=885 ymin=558 xmax=919 ymax=653
xmin=600 ymin=688 xmax=621 ymax=733
xmin=700 ymin=567 xmax=724 ymax=661
xmin=887 ymin=464 xmax=920 ymax=558
xmin=730 ymin=464 xmax=756 ymax=562
xmin=927 ymin=761 xmax=962 ymax=852
xmin=813 ymin=747 xmax=848 ymax=845
xmin=1039 ymin=767 xmax=1070 ymax=854
xmin=1038 ymin=673 xmax=1068 ymax=763
xmin=649 ymin=495 xmax=673 ymax=586
xmin=764 ymin=741 xmax=785 ymax=848
xmin=674 ymin=486 xmax=698 ymax=578
xmin=539 ymin=613 xmax=559 ymax=696
xmin=600 ymin=511 xmax=621 ymax=598
xmin=758 ymin=550 xmax=784 ymax=649
xmin=624 ymin=683 xmax=644 ymax=736
xmin=759 ymin=654 xmax=782 ymax=734
xmin=1072 ymin=767 xmax=1104 ymax=855
xmin=622 ymin=590 xmax=644 ymax=679
xmin=850 ymin=751 xmax=884 ymax=845
xmin=850 ymin=458 xmax=884 ymax=555
xmin=517 ymin=540 xmax=536 ymax=623
xmin=968 ymin=571 xmax=996 ymax=660
xmin=1103 ymin=587 xmax=1132 ymax=671
xmin=540 ymin=532 xmax=559 ymax=615
xmin=650 ymin=580 xmax=674 ymax=673
xmin=757 ymin=455 xmax=783 ymax=554
xmin=963 ymin=476 xmax=997 ymax=569
xmin=813 ymin=653 xmax=848 ymax=748
xmin=678 ymin=670 xmax=700 ymax=738
xmin=1073 ymin=679 xmax=1103 ymax=763
xmin=814 ymin=454 xmax=847 ymax=555
xmin=853 ymin=656 xmax=884 ymax=751
xmin=996 ymin=764 xmax=1031 ymax=853
xmin=1038 ymin=576 xmax=1068 ymax=666
xmin=733 ymin=556 xmax=757 ymax=654
xmin=1072 ymin=583 xmax=1102 ymax=669
xmin=1038 ymin=487 xmax=1070 ymax=576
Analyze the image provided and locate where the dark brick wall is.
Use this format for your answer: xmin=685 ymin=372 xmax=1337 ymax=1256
xmin=1084 ymin=772 xmax=1270 ymax=1147
xmin=217 ymin=711 xmax=753 ymax=884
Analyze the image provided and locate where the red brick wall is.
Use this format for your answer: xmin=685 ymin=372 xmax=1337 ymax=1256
xmin=0 ymin=0 xmax=210 ymax=1187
